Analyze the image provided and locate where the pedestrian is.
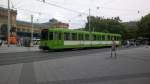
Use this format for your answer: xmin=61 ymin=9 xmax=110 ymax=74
xmin=126 ymin=40 xmax=130 ymax=48
xmin=20 ymin=38 xmax=23 ymax=47
xmin=145 ymin=40 xmax=149 ymax=48
xmin=111 ymin=39 xmax=117 ymax=58
xmin=0 ymin=40 xmax=2 ymax=47
xmin=134 ymin=40 xmax=136 ymax=47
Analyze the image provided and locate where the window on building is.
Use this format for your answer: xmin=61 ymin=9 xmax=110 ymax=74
xmin=17 ymin=28 xmax=21 ymax=32
xmin=22 ymin=29 xmax=26 ymax=32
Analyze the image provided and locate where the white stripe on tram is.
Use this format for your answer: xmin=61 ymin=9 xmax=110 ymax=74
xmin=64 ymin=41 xmax=120 ymax=46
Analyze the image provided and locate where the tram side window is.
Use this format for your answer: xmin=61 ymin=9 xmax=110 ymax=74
xmin=111 ymin=36 xmax=114 ymax=40
xmin=49 ymin=32 xmax=53 ymax=40
xmin=110 ymin=36 xmax=113 ymax=40
xmin=64 ymin=33 xmax=70 ymax=40
xmin=116 ymin=36 xmax=119 ymax=40
xmin=81 ymin=34 xmax=84 ymax=40
xmin=53 ymin=32 xmax=57 ymax=40
xmin=102 ymin=35 xmax=105 ymax=40
xmin=54 ymin=32 xmax=62 ymax=40
xmin=58 ymin=33 xmax=62 ymax=40
xmin=98 ymin=35 xmax=100 ymax=41
xmin=85 ymin=34 xmax=89 ymax=40
xmin=57 ymin=32 xmax=62 ymax=40
xmin=114 ymin=36 xmax=117 ymax=40
xmin=118 ymin=36 xmax=121 ymax=40
xmin=112 ymin=36 xmax=114 ymax=40
xmin=96 ymin=35 xmax=99 ymax=41
xmin=72 ymin=33 xmax=77 ymax=40
xmin=114 ymin=36 xmax=116 ymax=40
xmin=98 ymin=35 xmax=101 ymax=40
xmin=109 ymin=35 xmax=112 ymax=41
xmin=107 ymin=35 xmax=110 ymax=41
xmin=78 ymin=34 xmax=83 ymax=40
xmin=105 ymin=35 xmax=108 ymax=40
xmin=93 ymin=35 xmax=96 ymax=40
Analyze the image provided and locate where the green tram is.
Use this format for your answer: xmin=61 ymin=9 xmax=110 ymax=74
xmin=40 ymin=28 xmax=121 ymax=50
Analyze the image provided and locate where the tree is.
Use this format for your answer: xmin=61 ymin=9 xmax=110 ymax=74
xmin=122 ymin=21 xmax=138 ymax=39
xmin=49 ymin=18 xmax=58 ymax=23
xmin=85 ymin=16 xmax=127 ymax=39
xmin=137 ymin=13 xmax=150 ymax=38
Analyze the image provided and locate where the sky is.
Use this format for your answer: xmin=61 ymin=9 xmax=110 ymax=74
xmin=0 ymin=0 xmax=150 ymax=29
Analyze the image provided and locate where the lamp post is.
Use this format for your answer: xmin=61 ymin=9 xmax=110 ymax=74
xmin=88 ymin=8 xmax=91 ymax=32
xmin=30 ymin=15 xmax=33 ymax=47
xmin=88 ymin=8 xmax=92 ymax=47
xmin=7 ymin=0 xmax=11 ymax=47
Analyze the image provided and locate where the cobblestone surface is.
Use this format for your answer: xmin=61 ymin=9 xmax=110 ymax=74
xmin=0 ymin=47 xmax=150 ymax=84
xmin=0 ymin=45 xmax=40 ymax=53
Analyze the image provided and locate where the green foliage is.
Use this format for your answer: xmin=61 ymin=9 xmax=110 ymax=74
xmin=137 ymin=13 xmax=150 ymax=38
xmin=85 ymin=16 xmax=127 ymax=39
xmin=49 ymin=18 xmax=58 ymax=23
xmin=123 ymin=21 xmax=138 ymax=39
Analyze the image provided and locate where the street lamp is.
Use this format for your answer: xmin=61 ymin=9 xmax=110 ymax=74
xmin=88 ymin=8 xmax=91 ymax=32
xmin=7 ymin=0 xmax=11 ymax=47
xmin=30 ymin=15 xmax=34 ymax=47
xmin=88 ymin=8 xmax=92 ymax=47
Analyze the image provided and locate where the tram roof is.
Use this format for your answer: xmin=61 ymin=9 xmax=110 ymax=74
xmin=46 ymin=28 xmax=121 ymax=36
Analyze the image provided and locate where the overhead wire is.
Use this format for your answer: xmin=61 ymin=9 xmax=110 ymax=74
xmin=6 ymin=0 xmax=150 ymax=25
xmin=36 ymin=0 xmax=88 ymax=15
xmin=2 ymin=0 xmax=149 ymax=15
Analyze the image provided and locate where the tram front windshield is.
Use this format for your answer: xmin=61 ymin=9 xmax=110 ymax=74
xmin=41 ymin=29 xmax=48 ymax=40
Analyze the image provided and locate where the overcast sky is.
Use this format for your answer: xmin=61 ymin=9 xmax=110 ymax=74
xmin=0 ymin=0 xmax=150 ymax=29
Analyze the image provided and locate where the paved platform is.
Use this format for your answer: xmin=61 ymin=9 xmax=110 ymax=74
xmin=0 ymin=47 xmax=150 ymax=84
xmin=0 ymin=45 xmax=40 ymax=53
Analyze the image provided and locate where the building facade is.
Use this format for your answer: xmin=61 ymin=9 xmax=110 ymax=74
xmin=0 ymin=7 xmax=41 ymax=40
xmin=0 ymin=7 xmax=17 ymax=39
xmin=42 ymin=18 xmax=69 ymax=29
xmin=16 ymin=21 xmax=41 ymax=39
xmin=0 ymin=7 xmax=17 ymax=27
xmin=50 ymin=22 xmax=69 ymax=28
xmin=0 ymin=7 xmax=69 ymax=42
